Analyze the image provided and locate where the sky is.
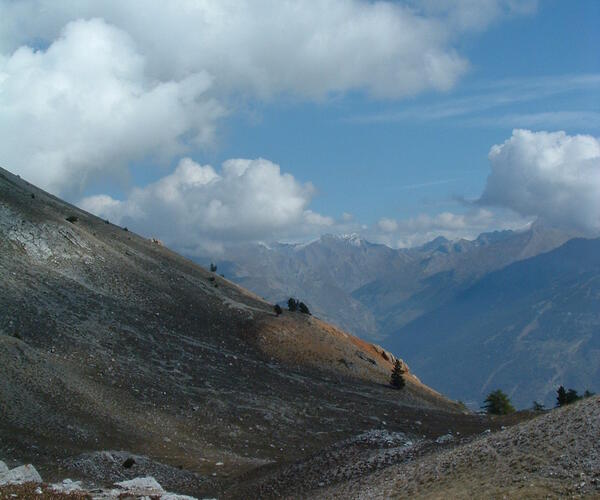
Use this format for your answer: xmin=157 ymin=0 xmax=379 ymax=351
xmin=1 ymin=0 xmax=599 ymax=255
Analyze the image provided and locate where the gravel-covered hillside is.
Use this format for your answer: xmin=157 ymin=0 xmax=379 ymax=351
xmin=0 ymin=166 xmax=464 ymax=498
xmin=317 ymin=396 xmax=600 ymax=499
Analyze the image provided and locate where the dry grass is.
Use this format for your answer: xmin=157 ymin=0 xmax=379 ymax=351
xmin=316 ymin=397 xmax=600 ymax=499
xmin=0 ymin=483 xmax=90 ymax=499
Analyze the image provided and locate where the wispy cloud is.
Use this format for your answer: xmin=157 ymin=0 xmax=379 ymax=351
xmin=394 ymin=178 xmax=461 ymax=191
xmin=345 ymin=73 xmax=600 ymax=125
xmin=465 ymin=111 xmax=600 ymax=129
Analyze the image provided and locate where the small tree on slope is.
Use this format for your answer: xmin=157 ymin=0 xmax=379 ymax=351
xmin=287 ymin=298 xmax=299 ymax=312
xmin=482 ymin=389 xmax=515 ymax=415
xmin=557 ymin=385 xmax=580 ymax=407
xmin=390 ymin=359 xmax=406 ymax=389
xmin=298 ymin=301 xmax=311 ymax=315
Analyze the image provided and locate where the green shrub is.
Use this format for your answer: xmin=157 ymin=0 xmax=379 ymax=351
xmin=482 ymin=390 xmax=515 ymax=415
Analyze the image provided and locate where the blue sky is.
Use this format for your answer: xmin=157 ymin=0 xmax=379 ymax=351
xmin=219 ymin=0 xmax=600 ymax=223
xmin=1 ymin=1 xmax=599 ymax=253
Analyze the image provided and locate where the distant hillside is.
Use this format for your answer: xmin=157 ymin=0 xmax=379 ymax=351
xmin=387 ymin=237 xmax=600 ymax=408
xmin=212 ymin=225 xmax=573 ymax=344
xmin=213 ymin=234 xmax=415 ymax=341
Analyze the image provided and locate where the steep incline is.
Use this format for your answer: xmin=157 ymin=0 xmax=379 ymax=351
xmin=0 ymin=167 xmax=460 ymax=497
xmin=317 ymin=396 xmax=600 ymax=499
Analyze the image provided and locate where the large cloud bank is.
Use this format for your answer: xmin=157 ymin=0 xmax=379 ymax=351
xmin=80 ymin=158 xmax=333 ymax=255
xmin=0 ymin=1 xmax=552 ymax=250
xmin=0 ymin=0 xmax=479 ymax=101
xmin=0 ymin=0 xmax=534 ymax=197
xmin=480 ymin=129 xmax=600 ymax=233
xmin=0 ymin=18 xmax=222 ymax=196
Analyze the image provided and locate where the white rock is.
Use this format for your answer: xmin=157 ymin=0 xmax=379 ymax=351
xmin=436 ymin=433 xmax=455 ymax=444
xmin=99 ymin=451 xmax=115 ymax=462
xmin=0 ymin=461 xmax=8 ymax=474
xmin=115 ymin=476 xmax=164 ymax=495
xmin=50 ymin=478 xmax=83 ymax=493
xmin=0 ymin=464 xmax=43 ymax=485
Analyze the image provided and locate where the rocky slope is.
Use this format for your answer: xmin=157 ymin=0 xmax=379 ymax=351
xmin=316 ymin=396 xmax=600 ymax=499
xmin=0 ymin=166 xmax=461 ymax=498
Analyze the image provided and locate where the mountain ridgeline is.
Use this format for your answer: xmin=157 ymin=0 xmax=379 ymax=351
xmin=207 ymin=226 xmax=599 ymax=408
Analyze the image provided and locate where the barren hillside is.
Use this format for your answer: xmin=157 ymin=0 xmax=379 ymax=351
xmin=316 ymin=396 xmax=600 ymax=499
xmin=0 ymin=166 xmax=466 ymax=497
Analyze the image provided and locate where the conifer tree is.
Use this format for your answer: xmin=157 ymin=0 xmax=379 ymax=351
xmin=298 ymin=302 xmax=311 ymax=315
xmin=482 ymin=389 xmax=515 ymax=415
xmin=557 ymin=385 xmax=567 ymax=407
xmin=390 ymin=359 xmax=406 ymax=389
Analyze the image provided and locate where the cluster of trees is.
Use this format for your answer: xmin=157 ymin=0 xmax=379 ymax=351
xmin=273 ymin=298 xmax=311 ymax=316
xmin=556 ymin=386 xmax=594 ymax=407
xmin=287 ymin=298 xmax=311 ymax=315
xmin=481 ymin=386 xmax=596 ymax=415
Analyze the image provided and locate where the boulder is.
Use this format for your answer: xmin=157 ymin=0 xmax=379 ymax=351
xmin=0 ymin=461 xmax=8 ymax=474
xmin=0 ymin=464 xmax=43 ymax=485
xmin=115 ymin=476 xmax=164 ymax=495
xmin=50 ymin=478 xmax=83 ymax=493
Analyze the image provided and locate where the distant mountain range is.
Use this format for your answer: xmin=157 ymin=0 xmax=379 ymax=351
xmin=206 ymin=222 xmax=599 ymax=408
xmin=388 ymin=236 xmax=600 ymax=409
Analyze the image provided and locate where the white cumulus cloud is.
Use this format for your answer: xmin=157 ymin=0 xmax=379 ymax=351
xmin=370 ymin=208 xmax=527 ymax=248
xmin=377 ymin=218 xmax=399 ymax=232
xmin=0 ymin=18 xmax=223 ymax=196
xmin=480 ymin=129 xmax=600 ymax=233
xmin=79 ymin=157 xmax=333 ymax=255
xmin=0 ymin=0 xmax=476 ymax=100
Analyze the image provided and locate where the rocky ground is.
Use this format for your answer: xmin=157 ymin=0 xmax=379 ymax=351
xmin=314 ymin=396 xmax=600 ymax=499
xmin=0 ymin=459 xmax=195 ymax=498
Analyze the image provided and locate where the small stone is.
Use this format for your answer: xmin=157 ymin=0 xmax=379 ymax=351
xmin=436 ymin=433 xmax=455 ymax=444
